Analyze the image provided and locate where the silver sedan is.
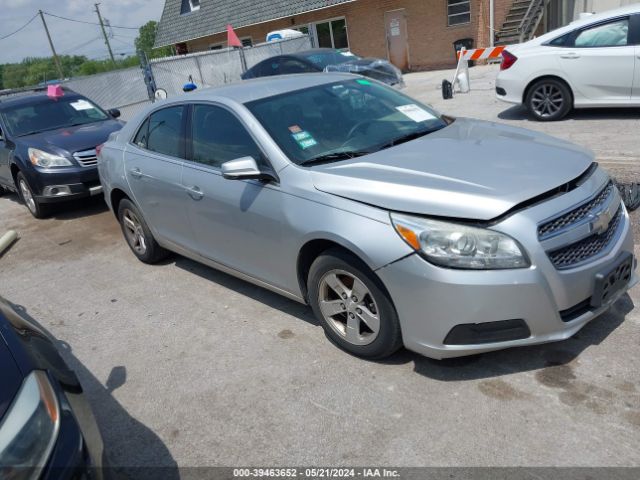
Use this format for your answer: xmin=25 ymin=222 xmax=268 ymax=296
xmin=98 ymin=73 xmax=637 ymax=359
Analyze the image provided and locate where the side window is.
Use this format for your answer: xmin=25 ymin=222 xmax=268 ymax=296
xmin=146 ymin=106 xmax=185 ymax=158
xmin=190 ymin=104 xmax=263 ymax=169
xmin=574 ymin=18 xmax=629 ymax=47
xmin=547 ymin=32 xmax=572 ymax=46
xmin=132 ymin=118 xmax=150 ymax=148
xmin=279 ymin=59 xmax=316 ymax=74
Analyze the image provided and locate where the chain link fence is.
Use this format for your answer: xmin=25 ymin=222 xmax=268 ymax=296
xmin=57 ymin=36 xmax=313 ymax=121
xmin=63 ymin=67 xmax=149 ymax=120
xmin=150 ymin=35 xmax=313 ymax=98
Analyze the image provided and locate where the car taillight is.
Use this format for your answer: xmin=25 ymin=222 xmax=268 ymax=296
xmin=500 ymin=51 xmax=517 ymax=70
xmin=96 ymin=144 xmax=104 ymax=157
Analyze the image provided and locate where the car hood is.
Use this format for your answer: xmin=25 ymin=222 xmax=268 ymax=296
xmin=18 ymin=119 xmax=123 ymax=155
xmin=0 ymin=327 xmax=23 ymax=420
xmin=310 ymin=118 xmax=594 ymax=220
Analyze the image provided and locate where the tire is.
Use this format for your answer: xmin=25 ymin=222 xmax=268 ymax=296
xmin=0 ymin=185 xmax=6 ymax=197
xmin=307 ymin=248 xmax=403 ymax=359
xmin=117 ymin=199 xmax=168 ymax=264
xmin=525 ymin=78 xmax=572 ymax=121
xmin=16 ymin=172 xmax=50 ymax=219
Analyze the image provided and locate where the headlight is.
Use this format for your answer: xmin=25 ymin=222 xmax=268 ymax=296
xmin=0 ymin=371 xmax=60 ymax=478
xmin=28 ymin=148 xmax=72 ymax=168
xmin=391 ymin=213 xmax=529 ymax=269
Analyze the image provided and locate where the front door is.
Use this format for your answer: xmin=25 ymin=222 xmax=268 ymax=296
xmin=385 ymin=9 xmax=409 ymax=71
xmin=124 ymin=105 xmax=194 ymax=250
xmin=182 ymin=103 xmax=289 ymax=289
xmin=635 ymin=44 xmax=640 ymax=100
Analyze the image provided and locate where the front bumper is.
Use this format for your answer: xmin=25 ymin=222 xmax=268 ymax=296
xmin=24 ymin=166 xmax=102 ymax=203
xmin=377 ymin=172 xmax=637 ymax=359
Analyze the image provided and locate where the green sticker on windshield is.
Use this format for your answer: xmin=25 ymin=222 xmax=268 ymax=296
xmin=357 ymin=79 xmax=372 ymax=85
xmin=291 ymin=130 xmax=318 ymax=150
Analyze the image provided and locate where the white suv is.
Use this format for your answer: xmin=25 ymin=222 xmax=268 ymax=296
xmin=496 ymin=4 xmax=640 ymax=121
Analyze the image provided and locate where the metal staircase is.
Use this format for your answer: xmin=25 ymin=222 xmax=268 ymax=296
xmin=495 ymin=0 xmax=550 ymax=46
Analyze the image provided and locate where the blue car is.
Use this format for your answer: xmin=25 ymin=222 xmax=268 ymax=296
xmin=0 ymin=296 xmax=105 ymax=479
xmin=0 ymin=87 xmax=123 ymax=218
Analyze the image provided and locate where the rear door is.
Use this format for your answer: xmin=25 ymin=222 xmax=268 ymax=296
xmin=124 ymin=105 xmax=195 ymax=250
xmin=558 ymin=16 xmax=634 ymax=102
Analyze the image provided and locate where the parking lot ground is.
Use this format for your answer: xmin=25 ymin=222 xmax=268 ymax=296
xmin=1 ymin=69 xmax=640 ymax=471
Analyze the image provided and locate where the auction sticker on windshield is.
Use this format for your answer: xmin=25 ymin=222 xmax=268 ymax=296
xmin=70 ymin=100 xmax=94 ymax=111
xmin=396 ymin=104 xmax=436 ymax=123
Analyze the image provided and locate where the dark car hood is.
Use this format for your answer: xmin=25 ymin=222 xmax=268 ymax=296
xmin=310 ymin=118 xmax=594 ymax=220
xmin=19 ymin=120 xmax=123 ymax=155
xmin=0 ymin=326 xmax=23 ymax=420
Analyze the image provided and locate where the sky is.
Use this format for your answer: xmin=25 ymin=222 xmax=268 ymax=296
xmin=0 ymin=0 xmax=167 ymax=64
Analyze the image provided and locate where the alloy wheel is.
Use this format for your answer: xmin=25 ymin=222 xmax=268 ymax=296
xmin=530 ymin=83 xmax=564 ymax=118
xmin=317 ymin=269 xmax=380 ymax=346
xmin=19 ymin=179 xmax=36 ymax=214
xmin=122 ymin=209 xmax=147 ymax=255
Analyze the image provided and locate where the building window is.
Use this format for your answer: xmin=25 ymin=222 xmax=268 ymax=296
xmin=241 ymin=37 xmax=253 ymax=47
xmin=210 ymin=44 xmax=224 ymax=50
xmin=180 ymin=0 xmax=200 ymax=14
xmin=312 ymin=18 xmax=349 ymax=50
xmin=447 ymin=0 xmax=470 ymax=26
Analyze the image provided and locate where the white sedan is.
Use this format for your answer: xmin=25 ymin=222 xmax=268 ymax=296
xmin=496 ymin=4 xmax=640 ymax=121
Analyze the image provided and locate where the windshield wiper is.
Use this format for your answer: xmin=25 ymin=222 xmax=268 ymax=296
xmin=299 ymin=150 xmax=371 ymax=166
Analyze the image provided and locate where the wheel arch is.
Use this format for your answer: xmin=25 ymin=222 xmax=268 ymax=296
xmin=523 ymin=75 xmax=575 ymax=107
xmin=296 ymin=237 xmax=384 ymax=303
xmin=110 ymin=187 xmax=132 ymax=219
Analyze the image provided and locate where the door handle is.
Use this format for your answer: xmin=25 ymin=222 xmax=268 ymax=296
xmin=560 ymin=53 xmax=580 ymax=59
xmin=185 ymin=185 xmax=204 ymax=200
xmin=129 ymin=167 xmax=143 ymax=179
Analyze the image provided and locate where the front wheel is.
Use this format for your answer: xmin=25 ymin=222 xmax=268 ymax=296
xmin=307 ymin=249 xmax=403 ymax=359
xmin=16 ymin=172 xmax=50 ymax=219
xmin=525 ymin=79 xmax=572 ymax=121
xmin=117 ymin=199 xmax=168 ymax=264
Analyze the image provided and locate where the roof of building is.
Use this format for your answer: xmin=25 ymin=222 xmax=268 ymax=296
xmin=155 ymin=0 xmax=356 ymax=48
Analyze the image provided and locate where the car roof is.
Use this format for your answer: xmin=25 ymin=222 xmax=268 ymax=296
xmin=532 ymin=3 xmax=640 ymax=43
xmin=0 ymin=89 xmax=84 ymax=110
xmin=164 ymin=72 xmax=360 ymax=105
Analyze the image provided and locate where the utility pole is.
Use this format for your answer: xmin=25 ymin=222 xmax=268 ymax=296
xmin=38 ymin=10 xmax=64 ymax=80
xmin=95 ymin=3 xmax=116 ymax=64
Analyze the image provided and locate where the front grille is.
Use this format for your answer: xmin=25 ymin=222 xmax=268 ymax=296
xmin=547 ymin=205 xmax=623 ymax=269
xmin=73 ymin=148 xmax=98 ymax=167
xmin=538 ymin=181 xmax=613 ymax=239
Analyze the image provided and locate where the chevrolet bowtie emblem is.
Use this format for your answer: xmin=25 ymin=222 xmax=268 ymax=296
xmin=590 ymin=209 xmax=613 ymax=235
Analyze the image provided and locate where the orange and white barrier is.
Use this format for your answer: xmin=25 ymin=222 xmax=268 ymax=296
xmin=448 ymin=45 xmax=505 ymax=97
xmin=456 ymin=46 xmax=506 ymax=61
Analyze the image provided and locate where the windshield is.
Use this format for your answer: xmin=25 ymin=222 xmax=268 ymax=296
xmin=245 ymin=79 xmax=448 ymax=165
xmin=1 ymin=97 xmax=109 ymax=137
xmin=302 ymin=51 xmax=361 ymax=69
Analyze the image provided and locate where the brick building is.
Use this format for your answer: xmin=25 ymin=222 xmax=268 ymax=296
xmin=155 ymin=0 xmax=516 ymax=71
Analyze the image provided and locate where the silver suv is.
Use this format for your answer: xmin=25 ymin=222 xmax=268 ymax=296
xmin=98 ymin=73 xmax=637 ymax=360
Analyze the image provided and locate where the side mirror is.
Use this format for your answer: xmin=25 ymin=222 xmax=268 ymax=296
xmin=107 ymin=108 xmax=121 ymax=119
xmin=221 ymin=156 xmax=276 ymax=182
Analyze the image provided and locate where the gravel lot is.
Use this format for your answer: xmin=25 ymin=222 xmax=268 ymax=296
xmin=0 ymin=67 xmax=639 ymax=473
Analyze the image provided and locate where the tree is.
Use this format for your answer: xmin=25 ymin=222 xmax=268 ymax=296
xmin=135 ymin=21 xmax=173 ymax=59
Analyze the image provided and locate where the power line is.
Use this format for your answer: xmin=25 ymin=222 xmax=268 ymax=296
xmin=0 ymin=13 xmax=39 ymax=40
xmin=43 ymin=11 xmax=140 ymax=30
